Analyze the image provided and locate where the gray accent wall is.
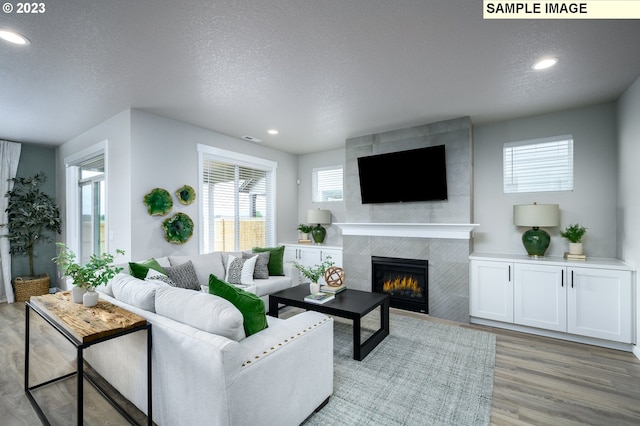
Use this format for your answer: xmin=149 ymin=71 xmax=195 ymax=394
xmin=343 ymin=117 xmax=473 ymax=323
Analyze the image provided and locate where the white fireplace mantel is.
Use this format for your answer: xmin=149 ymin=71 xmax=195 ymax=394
xmin=335 ymin=223 xmax=479 ymax=240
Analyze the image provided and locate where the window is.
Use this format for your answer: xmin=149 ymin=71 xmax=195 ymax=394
xmin=504 ymin=135 xmax=574 ymax=193
xmin=64 ymin=141 xmax=108 ymax=264
xmin=198 ymin=145 xmax=276 ymax=253
xmin=312 ymin=165 xmax=343 ymax=202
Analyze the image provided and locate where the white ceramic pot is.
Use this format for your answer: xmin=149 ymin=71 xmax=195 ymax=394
xmin=568 ymin=242 xmax=583 ymax=255
xmin=83 ymin=290 xmax=99 ymax=307
xmin=309 ymin=282 xmax=320 ymax=294
xmin=72 ymin=286 xmax=87 ymax=303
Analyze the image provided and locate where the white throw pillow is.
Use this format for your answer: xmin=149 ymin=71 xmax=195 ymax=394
xmin=155 ymin=286 xmax=246 ymax=341
xmin=225 ymin=254 xmax=258 ymax=285
xmin=144 ymin=268 xmax=175 ymax=287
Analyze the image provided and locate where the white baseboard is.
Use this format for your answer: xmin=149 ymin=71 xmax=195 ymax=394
xmin=633 ymin=345 xmax=640 ymax=361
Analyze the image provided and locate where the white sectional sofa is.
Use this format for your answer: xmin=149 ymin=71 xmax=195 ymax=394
xmin=85 ymin=251 xmax=333 ymax=426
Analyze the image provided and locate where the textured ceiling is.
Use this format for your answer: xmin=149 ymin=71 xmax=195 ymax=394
xmin=1 ymin=1 xmax=639 ymax=155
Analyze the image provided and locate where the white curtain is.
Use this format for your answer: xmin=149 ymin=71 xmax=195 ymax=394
xmin=0 ymin=140 xmax=22 ymax=303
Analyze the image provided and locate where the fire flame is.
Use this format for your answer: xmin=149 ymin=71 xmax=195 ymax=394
xmin=382 ymin=275 xmax=422 ymax=297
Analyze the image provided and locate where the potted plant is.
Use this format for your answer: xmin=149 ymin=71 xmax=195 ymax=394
xmin=297 ymin=224 xmax=313 ymax=242
xmin=52 ymin=242 xmax=124 ymax=306
xmin=1 ymin=172 xmax=61 ymax=300
xmin=292 ymin=256 xmax=334 ymax=293
xmin=560 ymin=223 xmax=587 ymax=255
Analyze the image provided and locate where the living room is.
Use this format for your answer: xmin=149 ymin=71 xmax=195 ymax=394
xmin=2 ymin=2 xmax=640 ymax=425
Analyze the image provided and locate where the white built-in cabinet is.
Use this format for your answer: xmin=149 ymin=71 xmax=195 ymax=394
xmin=284 ymin=244 xmax=343 ymax=268
xmin=470 ymin=253 xmax=635 ymax=348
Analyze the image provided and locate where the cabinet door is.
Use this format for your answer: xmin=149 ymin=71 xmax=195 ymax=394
xmin=283 ymin=246 xmax=299 ymax=263
xmin=470 ymin=260 xmax=513 ymax=323
xmin=298 ymin=247 xmax=322 ymax=267
xmin=319 ymin=248 xmax=342 ymax=267
xmin=514 ymin=263 xmax=567 ymax=332
xmin=567 ymin=267 xmax=633 ymax=343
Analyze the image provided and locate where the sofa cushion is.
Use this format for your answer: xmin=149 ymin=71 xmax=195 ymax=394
xmin=155 ymin=286 xmax=246 ymax=341
xmin=111 ymin=273 xmax=159 ymax=312
xmin=252 ymin=246 xmax=285 ymax=276
xmin=168 ymin=252 xmax=225 ymax=286
xmin=209 ymin=274 xmax=268 ymax=337
xmin=225 ymin=254 xmax=258 ymax=285
xmin=164 ymin=260 xmax=201 ymax=291
xmin=243 ymin=251 xmax=270 ymax=279
xmin=129 ymin=258 xmax=167 ymax=279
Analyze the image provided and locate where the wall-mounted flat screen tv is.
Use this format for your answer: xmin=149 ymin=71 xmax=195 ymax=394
xmin=357 ymin=144 xmax=448 ymax=204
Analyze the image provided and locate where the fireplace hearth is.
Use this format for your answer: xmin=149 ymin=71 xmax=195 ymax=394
xmin=371 ymin=256 xmax=428 ymax=313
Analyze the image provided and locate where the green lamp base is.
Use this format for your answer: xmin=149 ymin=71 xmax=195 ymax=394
xmin=311 ymin=224 xmax=327 ymax=244
xmin=522 ymin=227 xmax=551 ymax=257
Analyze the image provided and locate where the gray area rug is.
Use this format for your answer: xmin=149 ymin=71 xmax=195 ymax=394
xmin=300 ymin=311 xmax=496 ymax=426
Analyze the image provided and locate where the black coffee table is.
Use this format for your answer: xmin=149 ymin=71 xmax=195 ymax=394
xmin=268 ymin=285 xmax=390 ymax=360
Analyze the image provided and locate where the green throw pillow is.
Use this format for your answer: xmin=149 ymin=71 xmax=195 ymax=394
xmin=129 ymin=258 xmax=166 ymax=279
xmin=208 ymin=274 xmax=268 ymax=337
xmin=252 ymin=246 xmax=285 ymax=276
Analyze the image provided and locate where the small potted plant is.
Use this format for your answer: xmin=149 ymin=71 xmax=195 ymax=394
xmin=297 ymin=224 xmax=313 ymax=242
xmin=560 ymin=223 xmax=587 ymax=255
xmin=292 ymin=256 xmax=334 ymax=293
xmin=52 ymin=242 xmax=124 ymax=306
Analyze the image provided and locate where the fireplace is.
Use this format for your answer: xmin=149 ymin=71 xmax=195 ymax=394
xmin=371 ymin=256 xmax=428 ymax=313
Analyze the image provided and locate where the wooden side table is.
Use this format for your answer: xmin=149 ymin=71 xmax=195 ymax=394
xmin=25 ymin=292 xmax=152 ymax=425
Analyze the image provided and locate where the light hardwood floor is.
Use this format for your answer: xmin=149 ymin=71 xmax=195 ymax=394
xmin=2 ymin=301 xmax=639 ymax=425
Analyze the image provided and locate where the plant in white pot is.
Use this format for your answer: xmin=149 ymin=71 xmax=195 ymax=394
xmin=560 ymin=223 xmax=587 ymax=255
xmin=52 ymin=243 xmax=124 ymax=306
xmin=292 ymin=256 xmax=334 ymax=294
xmin=297 ymin=224 xmax=313 ymax=241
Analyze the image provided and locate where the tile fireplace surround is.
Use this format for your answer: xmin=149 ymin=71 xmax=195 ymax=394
xmin=342 ymin=117 xmax=474 ymax=323
xmin=337 ymin=223 xmax=478 ymax=323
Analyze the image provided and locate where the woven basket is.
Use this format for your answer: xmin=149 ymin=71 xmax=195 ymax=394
xmin=14 ymin=273 xmax=50 ymax=302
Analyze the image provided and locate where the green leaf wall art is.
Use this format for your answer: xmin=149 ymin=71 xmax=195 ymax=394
xmin=143 ymin=188 xmax=173 ymax=216
xmin=162 ymin=212 xmax=194 ymax=244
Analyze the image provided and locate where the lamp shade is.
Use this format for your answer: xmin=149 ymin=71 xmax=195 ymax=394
xmin=513 ymin=204 xmax=559 ymax=227
xmin=307 ymin=209 xmax=331 ymax=225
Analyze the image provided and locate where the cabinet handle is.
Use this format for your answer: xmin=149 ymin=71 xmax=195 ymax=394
xmin=561 ymin=269 xmax=564 ymax=287
xmin=508 ymin=265 xmax=511 ymax=282
xmin=571 ymin=270 xmax=574 ymax=288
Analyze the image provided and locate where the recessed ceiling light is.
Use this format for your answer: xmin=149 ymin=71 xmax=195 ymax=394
xmin=0 ymin=29 xmax=30 ymax=46
xmin=533 ymin=57 xmax=557 ymax=70
xmin=267 ymin=129 xmax=279 ymax=135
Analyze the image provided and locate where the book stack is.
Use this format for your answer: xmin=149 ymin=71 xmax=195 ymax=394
xmin=320 ymin=284 xmax=346 ymax=294
xmin=297 ymin=239 xmax=312 ymax=244
xmin=564 ymin=252 xmax=586 ymax=261
xmin=304 ymin=292 xmax=335 ymax=304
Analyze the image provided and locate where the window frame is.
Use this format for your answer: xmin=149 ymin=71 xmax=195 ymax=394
xmin=197 ymin=144 xmax=277 ymax=254
xmin=503 ymin=134 xmax=574 ymax=194
xmin=64 ymin=140 xmax=109 ymax=261
xmin=312 ymin=165 xmax=343 ymax=202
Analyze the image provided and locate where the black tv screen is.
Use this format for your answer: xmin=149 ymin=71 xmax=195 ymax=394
xmin=357 ymin=145 xmax=448 ymax=204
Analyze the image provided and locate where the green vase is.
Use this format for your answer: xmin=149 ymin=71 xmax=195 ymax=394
xmin=311 ymin=225 xmax=327 ymax=244
xmin=522 ymin=227 xmax=551 ymax=257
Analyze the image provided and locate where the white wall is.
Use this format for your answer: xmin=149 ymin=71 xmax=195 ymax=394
xmin=296 ymin=148 xmax=346 ymax=246
xmin=617 ymin=75 xmax=640 ymax=356
xmin=57 ymin=109 xmax=299 ymax=263
xmin=472 ymin=103 xmax=618 ymax=258
xmin=56 ymin=109 xmax=133 ymax=263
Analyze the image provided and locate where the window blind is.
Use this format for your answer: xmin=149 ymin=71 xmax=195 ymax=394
xmin=504 ymin=135 xmax=574 ymax=193
xmin=312 ymin=166 xmax=343 ymax=202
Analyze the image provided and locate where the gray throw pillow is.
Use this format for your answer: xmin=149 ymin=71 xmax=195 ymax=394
xmin=164 ymin=260 xmax=201 ymax=291
xmin=243 ymin=250 xmax=270 ymax=279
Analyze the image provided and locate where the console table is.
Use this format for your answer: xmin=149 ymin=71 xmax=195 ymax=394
xmin=25 ymin=292 xmax=152 ymax=425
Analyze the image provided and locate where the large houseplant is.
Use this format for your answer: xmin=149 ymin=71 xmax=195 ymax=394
xmin=53 ymin=242 xmax=124 ymax=306
xmin=1 ymin=172 xmax=61 ymax=298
